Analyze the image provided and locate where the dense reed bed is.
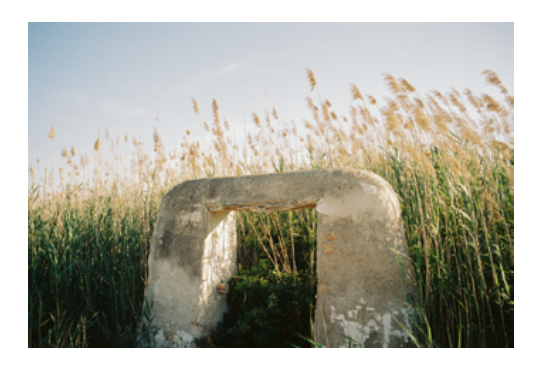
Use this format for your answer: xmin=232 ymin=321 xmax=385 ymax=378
xmin=28 ymin=69 xmax=513 ymax=347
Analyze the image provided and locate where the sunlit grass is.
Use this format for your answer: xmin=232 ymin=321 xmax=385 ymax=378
xmin=28 ymin=69 xmax=513 ymax=347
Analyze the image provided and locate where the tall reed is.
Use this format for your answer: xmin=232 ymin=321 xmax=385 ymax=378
xmin=28 ymin=69 xmax=513 ymax=347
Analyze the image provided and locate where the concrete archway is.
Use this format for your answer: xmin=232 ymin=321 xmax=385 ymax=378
xmin=143 ymin=168 xmax=417 ymax=347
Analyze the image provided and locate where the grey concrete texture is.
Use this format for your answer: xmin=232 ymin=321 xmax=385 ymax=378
xmin=142 ymin=168 xmax=418 ymax=347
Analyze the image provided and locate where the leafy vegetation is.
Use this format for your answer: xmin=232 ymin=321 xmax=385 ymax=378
xmin=196 ymin=260 xmax=317 ymax=348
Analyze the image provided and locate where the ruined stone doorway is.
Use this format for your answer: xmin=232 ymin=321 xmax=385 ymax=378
xmin=143 ymin=168 xmax=417 ymax=347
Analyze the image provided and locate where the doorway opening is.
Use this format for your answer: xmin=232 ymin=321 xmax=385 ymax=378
xmin=200 ymin=209 xmax=318 ymax=348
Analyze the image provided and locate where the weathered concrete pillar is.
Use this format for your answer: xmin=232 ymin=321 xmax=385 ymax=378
xmin=142 ymin=168 xmax=417 ymax=347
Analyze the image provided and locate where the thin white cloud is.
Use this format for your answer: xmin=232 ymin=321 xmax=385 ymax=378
xmin=101 ymin=101 xmax=150 ymax=117
xmin=165 ymin=52 xmax=269 ymax=96
xmin=213 ymin=63 xmax=239 ymax=77
xmin=203 ymin=52 xmax=266 ymax=79
xmin=58 ymin=88 xmax=90 ymax=104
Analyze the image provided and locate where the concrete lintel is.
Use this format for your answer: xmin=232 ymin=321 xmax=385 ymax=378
xmin=206 ymin=198 xmax=319 ymax=213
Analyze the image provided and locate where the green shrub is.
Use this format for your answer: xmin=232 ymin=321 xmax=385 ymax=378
xmin=197 ymin=260 xmax=317 ymax=348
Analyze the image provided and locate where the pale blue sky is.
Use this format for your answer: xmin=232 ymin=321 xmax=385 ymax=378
xmin=28 ymin=22 xmax=513 ymax=184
